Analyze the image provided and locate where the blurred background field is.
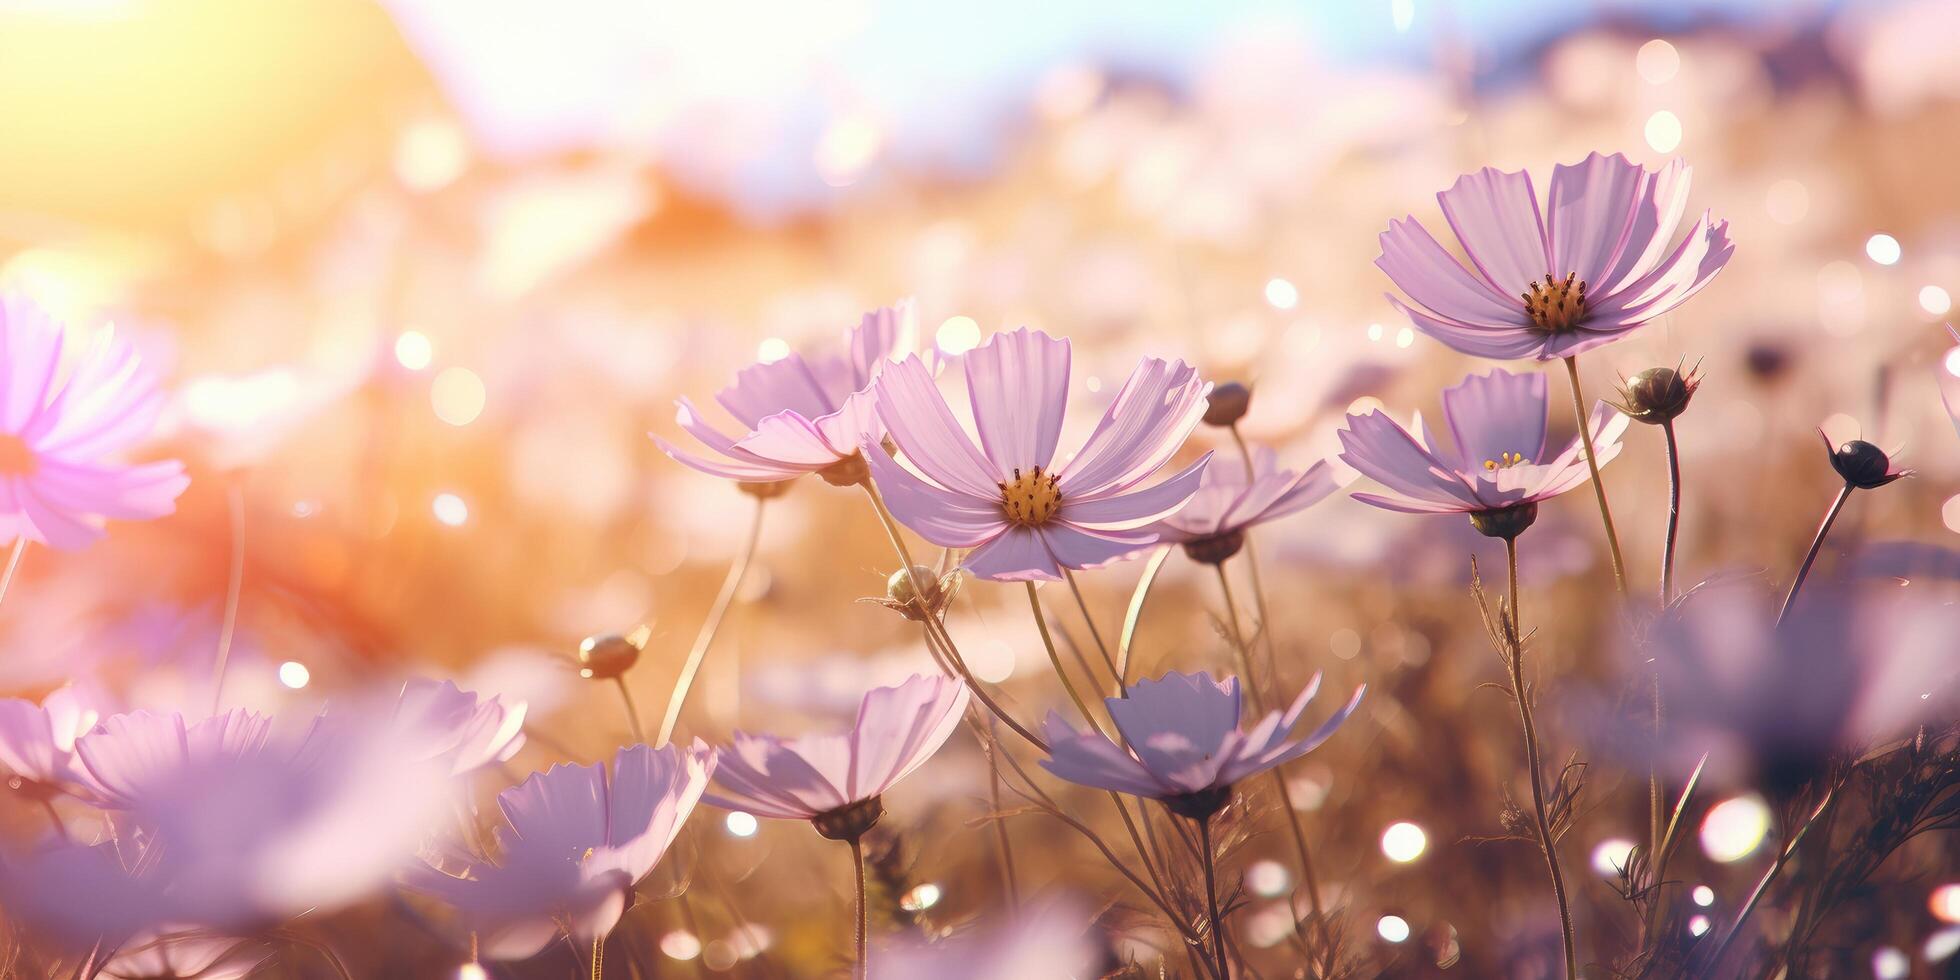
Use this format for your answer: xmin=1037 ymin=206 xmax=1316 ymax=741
xmin=4 ymin=1 xmax=1960 ymax=976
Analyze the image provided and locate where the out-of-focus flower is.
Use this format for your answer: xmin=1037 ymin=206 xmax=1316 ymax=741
xmin=1821 ymin=432 xmax=1909 ymax=490
xmin=868 ymin=328 xmax=1211 ymax=581
xmin=1040 ymin=670 xmax=1361 ymax=819
xmin=875 ymin=899 xmax=1099 ymax=979
xmin=0 ymin=687 xmax=100 ymax=796
xmin=1377 ymin=152 xmax=1732 ymax=360
xmin=406 ymin=741 xmax=714 ymax=960
xmin=1338 ymin=368 xmax=1627 ymax=538
xmin=12 ymin=707 xmax=460 ymax=938
xmin=383 ymin=678 xmax=526 ymax=777
xmin=703 ymin=674 xmax=967 ymax=841
xmin=1149 ymin=445 xmax=1341 ymax=564
xmin=1201 ymin=380 xmax=1252 ymax=427
xmin=1643 ymin=582 xmax=1960 ymax=796
xmin=100 ymin=930 xmax=268 ymax=980
xmin=75 ymin=709 xmax=274 ymax=809
xmin=0 ymin=294 xmax=188 ymax=550
xmin=656 ymin=302 xmax=914 ymax=486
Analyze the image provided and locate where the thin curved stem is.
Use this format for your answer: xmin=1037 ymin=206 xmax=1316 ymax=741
xmin=980 ymin=717 xmax=1022 ymax=915
xmin=1215 ymin=563 xmax=1330 ymax=973
xmin=919 ymin=612 xmax=1047 ymax=752
xmin=1027 ymin=582 xmax=1108 ymax=738
xmin=209 ymin=482 xmax=247 ymax=715
xmin=655 ymin=496 xmax=767 ymax=746
xmin=1777 ymin=484 xmax=1854 ymax=626
xmin=862 ymin=480 xmax=922 ymax=573
xmin=1660 ymin=420 xmax=1683 ymax=607
xmin=1562 ymin=356 xmax=1627 ymax=596
xmin=1198 ymin=815 xmax=1230 ymax=980
xmin=612 ymin=677 xmax=645 ymax=743
xmin=1118 ymin=545 xmax=1172 ymax=686
xmin=1504 ymin=537 xmax=1577 ymax=980
xmin=590 ymin=934 xmax=603 ymax=980
xmin=1698 ymin=781 xmax=1842 ymax=977
xmin=1061 ymin=568 xmax=1124 ymax=696
xmin=849 ymin=836 xmax=869 ymax=980
xmin=1228 ymin=424 xmax=1282 ymax=678
xmin=0 ymin=537 xmax=27 ymax=615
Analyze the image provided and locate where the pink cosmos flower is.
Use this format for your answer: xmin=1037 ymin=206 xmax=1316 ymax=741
xmin=867 ymin=328 xmax=1212 ymax=582
xmin=656 ymin=301 xmax=914 ymax=485
xmin=1337 ymin=368 xmax=1627 ymax=535
xmin=0 ymin=687 xmax=100 ymax=795
xmin=1146 ymin=445 xmax=1342 ymax=563
xmin=703 ymin=674 xmax=968 ymax=840
xmin=101 ymin=931 xmax=268 ymax=980
xmin=385 ymin=678 xmax=527 ymax=777
xmin=31 ymin=707 xmax=459 ymax=934
xmin=0 ymin=294 xmax=189 ymax=550
xmin=406 ymin=741 xmax=714 ymax=960
xmin=1040 ymin=671 xmax=1362 ymax=818
xmin=875 ymin=899 xmax=1099 ymax=979
xmin=1377 ymin=152 xmax=1733 ymax=360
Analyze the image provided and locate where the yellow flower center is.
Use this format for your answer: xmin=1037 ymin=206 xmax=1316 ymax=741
xmin=1483 ymin=451 xmax=1528 ymax=471
xmin=1523 ymin=271 xmax=1587 ymax=333
xmin=0 ymin=434 xmax=35 ymax=477
xmin=998 ymin=466 xmax=1062 ymax=526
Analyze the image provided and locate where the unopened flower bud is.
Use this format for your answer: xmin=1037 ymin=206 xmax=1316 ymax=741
xmin=1202 ymin=382 xmax=1252 ymax=427
xmin=1467 ymin=502 xmax=1539 ymax=540
xmin=1826 ymin=437 xmax=1906 ymax=490
xmin=862 ymin=565 xmax=960 ymax=622
xmin=1616 ymin=366 xmax=1699 ymax=425
xmin=578 ymin=633 xmax=642 ymax=679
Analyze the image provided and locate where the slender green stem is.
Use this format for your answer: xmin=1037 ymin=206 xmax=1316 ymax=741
xmin=1198 ymin=815 xmax=1230 ymax=980
xmin=1118 ymin=545 xmax=1171 ymax=686
xmin=209 ymin=482 xmax=247 ymax=715
xmin=1504 ymin=537 xmax=1577 ymax=980
xmin=1027 ymin=582 xmax=1108 ymax=738
xmin=1660 ymin=420 xmax=1683 ymax=607
xmin=980 ymin=717 xmax=1022 ymax=915
xmin=1060 ymin=568 xmax=1124 ymax=695
xmin=0 ymin=537 xmax=27 ymax=615
xmin=1215 ymin=563 xmax=1331 ymax=973
xmin=1777 ymin=484 xmax=1854 ymax=626
xmin=1562 ymin=356 xmax=1627 ymax=594
xmin=849 ymin=836 xmax=869 ymax=980
xmin=612 ymin=677 xmax=645 ymax=743
xmin=655 ymin=496 xmax=766 ymax=746
xmin=1699 ymin=781 xmax=1842 ymax=976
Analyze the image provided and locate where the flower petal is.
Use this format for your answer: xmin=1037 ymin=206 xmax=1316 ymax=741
xmin=1377 ymin=217 xmax=1525 ymax=327
xmin=875 ymin=356 xmax=1003 ymax=497
xmin=1545 ymin=152 xmax=1647 ymax=288
xmin=864 ymin=444 xmax=1008 ymax=548
xmin=1436 ymin=166 xmax=1551 ymax=295
xmin=964 ymin=327 xmax=1071 ymax=473
xmin=961 ymin=525 xmax=1062 ymax=582
xmin=1336 ymin=410 xmax=1480 ymax=511
xmin=1058 ymin=453 xmax=1210 ymax=531
xmin=1440 ymin=369 xmax=1549 ymax=472
xmin=1057 ymin=358 xmax=1208 ymax=496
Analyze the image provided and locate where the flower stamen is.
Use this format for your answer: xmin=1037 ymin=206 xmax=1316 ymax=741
xmin=1483 ymin=451 xmax=1528 ymax=471
xmin=998 ymin=466 xmax=1062 ymax=526
xmin=1523 ymin=271 xmax=1587 ymax=334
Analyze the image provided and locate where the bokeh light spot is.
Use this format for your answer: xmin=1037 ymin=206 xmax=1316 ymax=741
xmin=726 ymin=811 xmax=758 ymax=837
xmin=1872 ymin=946 xmax=1909 ymax=979
xmin=1377 ymin=915 xmax=1411 ymax=943
xmin=432 ymin=493 xmax=469 ymax=527
xmin=1246 ymin=859 xmax=1290 ymax=897
xmin=1700 ymin=794 xmax=1770 ymax=863
xmin=899 ymin=883 xmax=941 ymax=911
xmin=395 ymin=331 xmax=434 ymax=371
xmin=1919 ymin=285 xmax=1951 ymax=316
xmin=1381 ymin=821 xmax=1426 ymax=863
xmin=1645 ymin=110 xmax=1683 ymax=153
xmin=1931 ymin=882 xmax=1960 ymax=923
xmin=937 ymin=316 xmax=982 ymax=354
xmin=660 ymin=931 xmax=702 ymax=960
xmin=1866 ymin=233 xmax=1902 ymax=266
xmin=1689 ymin=914 xmax=1710 ymax=937
xmin=1692 ymin=884 xmax=1715 ymax=907
xmin=756 ymin=337 xmax=791 ymax=364
xmin=431 ymin=367 xmax=486 ymax=426
xmin=1636 ymin=39 xmax=1680 ymax=84
xmin=1590 ymin=837 xmax=1635 ymax=876
xmin=278 ymin=661 xmax=310 ymax=689
xmin=1265 ymin=277 xmax=1299 ymax=310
